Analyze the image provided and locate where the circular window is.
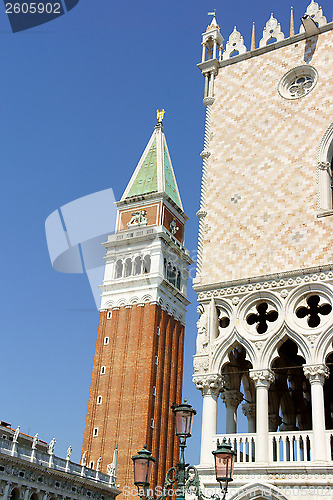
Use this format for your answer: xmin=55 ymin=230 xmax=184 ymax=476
xmin=278 ymin=65 xmax=318 ymax=100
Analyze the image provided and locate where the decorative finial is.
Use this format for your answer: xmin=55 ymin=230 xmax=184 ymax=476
xmin=259 ymin=13 xmax=285 ymax=48
xmin=290 ymin=7 xmax=295 ymax=37
xmin=251 ymin=22 xmax=256 ymax=51
xmin=223 ymin=26 xmax=247 ymax=60
xmin=156 ymin=109 xmax=165 ymax=123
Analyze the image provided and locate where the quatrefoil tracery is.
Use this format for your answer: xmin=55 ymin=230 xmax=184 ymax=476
xmin=296 ymin=294 xmax=332 ymax=328
xmin=246 ymin=302 xmax=278 ymax=334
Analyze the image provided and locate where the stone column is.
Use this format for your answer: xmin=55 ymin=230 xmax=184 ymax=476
xmin=3 ymin=482 xmax=11 ymax=500
xmin=304 ymin=364 xmax=329 ymax=462
xmin=242 ymin=403 xmax=256 ymax=433
xmin=221 ymin=390 xmax=243 ymax=434
xmin=201 ymin=43 xmax=206 ymax=63
xmin=193 ymin=374 xmax=223 ymax=466
xmin=317 ymin=162 xmax=332 ymax=210
xmin=23 ymin=487 xmax=31 ymax=500
xmin=213 ymin=40 xmax=217 ymax=59
xmin=195 ymin=95 xmax=215 ymax=281
xmin=204 ymin=74 xmax=209 ymax=98
xmin=208 ymin=71 xmax=215 ymax=97
xmin=249 ymin=369 xmax=275 ymax=463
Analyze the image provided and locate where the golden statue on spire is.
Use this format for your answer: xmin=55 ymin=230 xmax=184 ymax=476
xmin=156 ymin=109 xmax=165 ymax=123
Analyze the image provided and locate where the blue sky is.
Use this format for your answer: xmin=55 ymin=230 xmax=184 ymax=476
xmin=1 ymin=0 xmax=332 ymax=470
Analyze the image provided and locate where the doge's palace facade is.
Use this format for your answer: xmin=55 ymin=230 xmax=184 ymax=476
xmin=193 ymin=3 xmax=333 ymax=500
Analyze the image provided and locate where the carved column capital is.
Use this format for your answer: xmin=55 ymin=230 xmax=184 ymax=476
xmin=200 ymin=150 xmax=211 ymax=159
xmin=242 ymin=402 xmax=256 ymax=419
xmin=193 ymin=373 xmax=224 ymax=397
xmin=318 ymin=161 xmax=331 ymax=171
xmin=221 ymin=390 xmax=243 ymax=409
xmin=203 ymin=96 xmax=215 ymax=107
xmin=249 ymin=369 xmax=275 ymax=388
xmin=303 ymin=364 xmax=329 ymax=384
xmin=196 ymin=209 xmax=207 ymax=219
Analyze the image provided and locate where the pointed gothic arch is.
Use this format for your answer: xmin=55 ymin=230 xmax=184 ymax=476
xmin=9 ymin=488 xmax=20 ymax=500
xmin=213 ymin=335 xmax=256 ymax=374
xmin=229 ymin=482 xmax=290 ymax=500
xmin=315 ymin=322 xmax=333 ymax=364
xmin=264 ymin=330 xmax=311 ymax=369
xmin=269 ymin=337 xmax=311 ymax=432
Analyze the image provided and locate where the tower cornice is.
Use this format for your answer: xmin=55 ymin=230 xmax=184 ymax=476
xmin=103 ymin=225 xmax=193 ymax=264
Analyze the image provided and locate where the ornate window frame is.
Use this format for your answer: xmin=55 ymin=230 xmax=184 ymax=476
xmin=278 ymin=65 xmax=318 ymax=100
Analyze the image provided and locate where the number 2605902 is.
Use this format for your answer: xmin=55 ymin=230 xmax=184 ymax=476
xmin=5 ymin=3 xmax=61 ymax=14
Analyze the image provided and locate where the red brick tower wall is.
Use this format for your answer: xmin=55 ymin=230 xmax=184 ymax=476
xmin=82 ymin=303 xmax=184 ymax=492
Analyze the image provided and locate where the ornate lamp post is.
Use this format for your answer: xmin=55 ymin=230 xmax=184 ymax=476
xmin=173 ymin=400 xmax=197 ymax=500
xmin=132 ymin=400 xmax=197 ymax=500
xmin=212 ymin=438 xmax=236 ymax=500
xmin=132 ymin=402 xmax=235 ymax=500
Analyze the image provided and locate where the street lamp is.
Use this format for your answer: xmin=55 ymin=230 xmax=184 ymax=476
xmin=172 ymin=400 xmax=196 ymax=500
xmin=132 ymin=400 xmax=198 ymax=500
xmin=132 ymin=445 xmax=155 ymax=499
xmin=212 ymin=438 xmax=236 ymax=500
xmin=173 ymin=399 xmax=196 ymax=439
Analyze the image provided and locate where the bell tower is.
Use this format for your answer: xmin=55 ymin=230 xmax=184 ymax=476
xmin=82 ymin=112 xmax=192 ymax=491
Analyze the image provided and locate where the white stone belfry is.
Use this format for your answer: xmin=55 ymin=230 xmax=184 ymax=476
xmin=259 ymin=13 xmax=285 ymax=47
xmin=201 ymin=15 xmax=224 ymax=63
xmin=195 ymin=4 xmax=333 ymax=500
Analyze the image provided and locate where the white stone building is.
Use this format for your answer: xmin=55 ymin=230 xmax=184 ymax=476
xmin=0 ymin=422 xmax=119 ymax=500
xmin=193 ymin=3 xmax=333 ymax=499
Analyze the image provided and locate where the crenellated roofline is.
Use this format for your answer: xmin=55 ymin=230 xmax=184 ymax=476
xmin=199 ymin=1 xmax=331 ymax=74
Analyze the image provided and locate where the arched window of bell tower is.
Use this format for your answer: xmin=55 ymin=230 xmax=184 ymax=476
xmin=134 ymin=256 xmax=142 ymax=275
xmin=124 ymin=258 xmax=132 ymax=277
xmin=143 ymin=255 xmax=151 ymax=274
xmin=115 ymin=260 xmax=123 ymax=279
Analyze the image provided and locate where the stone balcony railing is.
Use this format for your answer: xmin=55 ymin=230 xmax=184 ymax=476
xmin=0 ymin=438 xmax=116 ymax=487
xmin=213 ymin=430 xmax=331 ymax=466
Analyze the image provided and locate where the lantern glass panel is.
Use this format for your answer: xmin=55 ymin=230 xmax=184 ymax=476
xmin=175 ymin=410 xmax=193 ymax=436
xmin=214 ymin=452 xmax=235 ymax=482
xmin=133 ymin=458 xmax=151 ymax=487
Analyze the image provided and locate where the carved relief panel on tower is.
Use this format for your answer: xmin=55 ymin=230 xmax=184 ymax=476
xmin=162 ymin=206 xmax=184 ymax=243
xmin=117 ymin=202 xmax=161 ymax=231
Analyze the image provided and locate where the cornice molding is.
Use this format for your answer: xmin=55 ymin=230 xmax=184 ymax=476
xmin=194 ymin=266 xmax=333 ymax=300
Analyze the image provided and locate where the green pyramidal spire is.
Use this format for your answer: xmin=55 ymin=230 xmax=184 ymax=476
xmin=121 ymin=120 xmax=183 ymax=210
